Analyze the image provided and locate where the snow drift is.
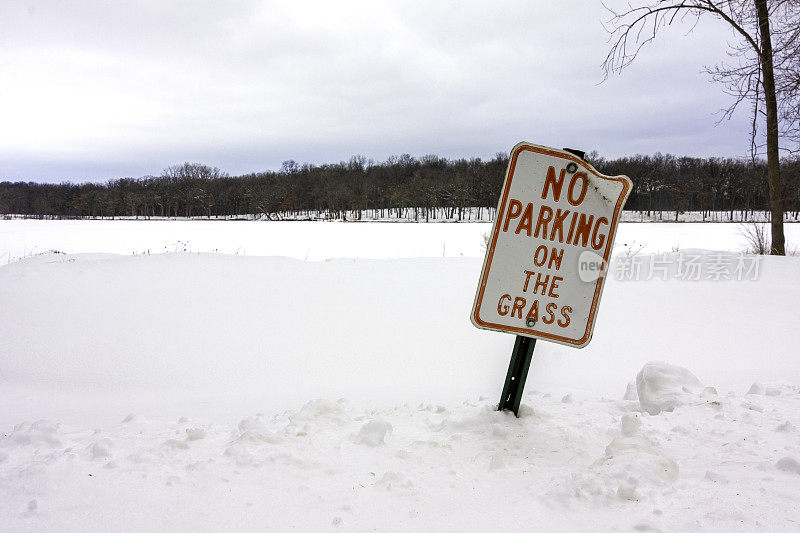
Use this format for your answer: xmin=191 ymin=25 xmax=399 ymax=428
xmin=2 ymin=248 xmax=800 ymax=530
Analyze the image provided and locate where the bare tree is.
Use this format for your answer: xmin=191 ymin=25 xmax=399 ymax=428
xmin=603 ymin=0 xmax=800 ymax=255
xmin=739 ymin=221 xmax=771 ymax=253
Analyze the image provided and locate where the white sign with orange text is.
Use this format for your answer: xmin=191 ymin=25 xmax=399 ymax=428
xmin=471 ymin=142 xmax=632 ymax=348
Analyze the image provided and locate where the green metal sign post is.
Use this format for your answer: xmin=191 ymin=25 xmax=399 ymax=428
xmin=496 ymin=148 xmax=585 ymax=417
xmin=498 ymin=335 xmax=536 ymax=415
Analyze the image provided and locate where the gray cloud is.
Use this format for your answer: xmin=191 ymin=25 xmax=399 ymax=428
xmin=0 ymin=0 xmax=754 ymax=182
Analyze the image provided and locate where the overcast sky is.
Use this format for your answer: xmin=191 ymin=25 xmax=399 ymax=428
xmin=1 ymin=0 xmax=753 ymax=182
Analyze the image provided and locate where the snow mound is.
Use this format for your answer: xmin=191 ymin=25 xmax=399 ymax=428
xmin=623 ymin=381 xmax=639 ymax=401
xmin=775 ymin=457 xmax=800 ymax=475
xmin=4 ymin=420 xmax=63 ymax=448
xmin=567 ymin=411 xmax=679 ymax=503
xmin=620 ymin=413 xmax=642 ymax=436
xmin=355 ymin=419 xmax=392 ymax=446
xmin=89 ymin=438 xmax=114 ymax=459
xmin=378 ymin=470 xmax=413 ymax=490
xmin=636 ymin=362 xmax=704 ymax=415
xmin=290 ymin=399 xmax=351 ymax=428
xmin=235 ymin=416 xmax=282 ymax=444
xmin=746 ymin=382 xmax=783 ymax=396
xmin=224 ymin=417 xmax=283 ymax=466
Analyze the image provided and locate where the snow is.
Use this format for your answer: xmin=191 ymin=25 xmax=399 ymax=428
xmin=636 ymin=362 xmax=705 ymax=415
xmin=2 ymin=220 xmax=800 ymax=530
xmin=776 ymin=457 xmax=800 ymax=475
xmin=355 ymin=419 xmax=393 ymax=447
xmin=3 ymin=218 xmax=800 ymax=265
xmin=4 ymin=385 xmax=799 ymax=530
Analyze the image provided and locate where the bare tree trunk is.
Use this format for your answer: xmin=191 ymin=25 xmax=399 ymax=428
xmin=755 ymin=0 xmax=785 ymax=255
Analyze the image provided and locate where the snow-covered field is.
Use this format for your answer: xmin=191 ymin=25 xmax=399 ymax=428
xmin=3 ymin=218 xmax=800 ymax=264
xmin=2 ymin=221 xmax=800 ymax=531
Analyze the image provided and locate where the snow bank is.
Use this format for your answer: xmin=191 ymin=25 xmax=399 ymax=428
xmin=1 ymin=251 xmax=800 ymax=427
xmin=1 ymin=234 xmax=800 ymax=529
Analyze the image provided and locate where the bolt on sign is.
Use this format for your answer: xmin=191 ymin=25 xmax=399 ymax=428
xmin=471 ymin=142 xmax=632 ymax=348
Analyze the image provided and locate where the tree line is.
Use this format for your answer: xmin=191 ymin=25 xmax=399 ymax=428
xmin=2 ymin=153 xmax=800 ymax=221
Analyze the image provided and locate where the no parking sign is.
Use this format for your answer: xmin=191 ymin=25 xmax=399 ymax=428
xmin=471 ymin=142 xmax=632 ymax=348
